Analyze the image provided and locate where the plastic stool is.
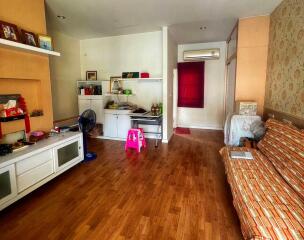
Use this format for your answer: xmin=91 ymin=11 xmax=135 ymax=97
xmin=125 ymin=128 xmax=146 ymax=153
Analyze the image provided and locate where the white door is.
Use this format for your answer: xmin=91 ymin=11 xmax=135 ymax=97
xmin=117 ymin=114 xmax=131 ymax=139
xmin=104 ymin=114 xmax=118 ymax=138
xmin=0 ymin=164 xmax=17 ymax=206
xmin=78 ymin=99 xmax=91 ymax=116
xmin=91 ymin=99 xmax=103 ymax=124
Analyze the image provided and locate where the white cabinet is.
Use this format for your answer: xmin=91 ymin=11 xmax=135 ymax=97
xmin=91 ymin=99 xmax=104 ymax=124
xmin=104 ymin=114 xmax=118 ymax=138
xmin=54 ymin=138 xmax=83 ymax=172
xmin=16 ymin=149 xmax=54 ymax=193
xmin=78 ymin=99 xmax=91 ymax=115
xmin=78 ymin=95 xmax=106 ymax=124
xmin=103 ymin=110 xmax=131 ymax=139
xmin=0 ymin=132 xmax=83 ymax=211
xmin=0 ymin=165 xmax=17 ymax=206
xmin=17 ymin=160 xmax=54 ymax=193
xmin=117 ymin=114 xmax=131 ymax=139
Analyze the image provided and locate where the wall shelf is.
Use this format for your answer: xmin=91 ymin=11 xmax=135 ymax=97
xmin=77 ymin=80 xmax=105 ymax=84
xmin=0 ymin=115 xmax=25 ymax=123
xmin=105 ymin=93 xmax=136 ymax=97
xmin=0 ymin=38 xmax=61 ymax=57
xmin=117 ymin=78 xmax=162 ymax=82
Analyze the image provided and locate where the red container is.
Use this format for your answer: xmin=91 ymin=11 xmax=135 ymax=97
xmin=141 ymin=72 xmax=149 ymax=78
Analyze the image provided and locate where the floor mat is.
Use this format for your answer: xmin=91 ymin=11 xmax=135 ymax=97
xmin=175 ymin=127 xmax=191 ymax=134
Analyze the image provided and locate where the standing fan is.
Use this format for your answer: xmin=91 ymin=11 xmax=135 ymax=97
xmin=79 ymin=109 xmax=97 ymax=161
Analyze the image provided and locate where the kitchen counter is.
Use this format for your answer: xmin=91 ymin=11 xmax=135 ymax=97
xmin=104 ymin=109 xmax=133 ymax=114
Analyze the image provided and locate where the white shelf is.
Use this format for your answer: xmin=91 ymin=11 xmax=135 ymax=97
xmin=77 ymin=80 xmax=104 ymax=84
xmin=105 ymin=93 xmax=136 ymax=97
xmin=0 ymin=38 xmax=60 ymax=56
xmin=117 ymin=78 xmax=162 ymax=82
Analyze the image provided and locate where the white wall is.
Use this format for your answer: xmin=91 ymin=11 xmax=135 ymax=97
xmin=162 ymin=27 xmax=178 ymax=142
xmin=176 ymin=42 xmax=227 ymax=130
xmin=80 ymin=31 xmax=163 ymax=110
xmin=49 ymin=30 xmax=81 ymax=121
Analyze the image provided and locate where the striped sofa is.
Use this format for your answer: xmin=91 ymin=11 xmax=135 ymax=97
xmin=221 ymin=119 xmax=304 ymax=240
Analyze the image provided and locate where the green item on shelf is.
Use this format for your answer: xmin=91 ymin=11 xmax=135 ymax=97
xmin=158 ymin=103 xmax=163 ymax=114
xmin=123 ymin=89 xmax=132 ymax=95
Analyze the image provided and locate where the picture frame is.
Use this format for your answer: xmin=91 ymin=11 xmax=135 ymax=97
xmin=86 ymin=71 xmax=97 ymax=81
xmin=38 ymin=35 xmax=53 ymax=51
xmin=110 ymin=76 xmax=122 ymax=94
xmin=21 ymin=30 xmax=38 ymax=47
xmin=0 ymin=21 xmax=20 ymax=42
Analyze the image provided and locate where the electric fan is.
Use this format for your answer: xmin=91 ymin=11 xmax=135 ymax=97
xmin=79 ymin=109 xmax=97 ymax=161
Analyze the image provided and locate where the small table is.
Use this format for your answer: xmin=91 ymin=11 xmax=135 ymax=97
xmin=129 ymin=112 xmax=162 ymax=147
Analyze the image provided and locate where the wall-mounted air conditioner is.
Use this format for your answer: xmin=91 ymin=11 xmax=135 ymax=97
xmin=183 ymin=48 xmax=220 ymax=60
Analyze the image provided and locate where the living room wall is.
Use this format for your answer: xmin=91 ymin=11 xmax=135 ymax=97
xmin=0 ymin=0 xmax=53 ymax=135
xmin=264 ymin=0 xmax=304 ymax=121
xmin=48 ymin=29 xmax=81 ymax=122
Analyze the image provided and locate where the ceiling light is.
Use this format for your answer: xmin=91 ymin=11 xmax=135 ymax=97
xmin=57 ymin=15 xmax=66 ymax=20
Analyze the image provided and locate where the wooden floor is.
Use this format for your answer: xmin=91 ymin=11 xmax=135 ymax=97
xmin=0 ymin=130 xmax=242 ymax=240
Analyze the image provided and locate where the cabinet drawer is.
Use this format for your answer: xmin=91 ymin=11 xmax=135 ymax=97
xmin=16 ymin=150 xmax=53 ymax=175
xmin=17 ymin=160 xmax=54 ymax=193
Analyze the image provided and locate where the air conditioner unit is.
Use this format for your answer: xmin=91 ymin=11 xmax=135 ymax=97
xmin=183 ymin=48 xmax=220 ymax=60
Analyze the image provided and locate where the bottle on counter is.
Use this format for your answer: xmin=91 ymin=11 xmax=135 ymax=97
xmin=151 ymin=104 xmax=156 ymax=116
xmin=155 ymin=104 xmax=160 ymax=116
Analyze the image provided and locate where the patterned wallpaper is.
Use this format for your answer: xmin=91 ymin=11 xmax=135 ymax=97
xmin=265 ymin=0 xmax=304 ymax=119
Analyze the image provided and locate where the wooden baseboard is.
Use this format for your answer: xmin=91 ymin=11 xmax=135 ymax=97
xmin=263 ymin=108 xmax=304 ymax=129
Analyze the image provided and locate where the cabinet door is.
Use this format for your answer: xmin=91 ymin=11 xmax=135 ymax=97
xmin=117 ymin=114 xmax=131 ymax=139
xmin=0 ymin=165 xmax=17 ymax=206
xmin=54 ymin=137 xmax=83 ymax=172
xmin=104 ymin=114 xmax=118 ymax=138
xmin=91 ymin=99 xmax=103 ymax=124
xmin=78 ymin=99 xmax=91 ymax=115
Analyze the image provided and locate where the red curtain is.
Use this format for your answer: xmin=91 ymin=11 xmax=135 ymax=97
xmin=178 ymin=62 xmax=205 ymax=108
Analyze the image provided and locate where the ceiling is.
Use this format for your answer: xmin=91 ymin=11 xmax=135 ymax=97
xmin=45 ymin=0 xmax=282 ymax=43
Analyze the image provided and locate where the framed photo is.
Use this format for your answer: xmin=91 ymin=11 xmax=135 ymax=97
xmin=110 ymin=76 xmax=122 ymax=93
xmin=86 ymin=71 xmax=97 ymax=80
xmin=38 ymin=35 xmax=53 ymax=51
xmin=21 ymin=30 xmax=38 ymax=47
xmin=0 ymin=21 xmax=20 ymax=42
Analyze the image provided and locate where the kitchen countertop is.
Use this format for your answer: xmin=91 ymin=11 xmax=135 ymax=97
xmin=104 ymin=109 xmax=134 ymax=114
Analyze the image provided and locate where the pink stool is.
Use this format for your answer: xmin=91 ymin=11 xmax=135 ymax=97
xmin=125 ymin=128 xmax=146 ymax=153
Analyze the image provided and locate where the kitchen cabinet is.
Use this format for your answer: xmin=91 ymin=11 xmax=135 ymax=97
xmin=78 ymin=95 xmax=106 ymax=124
xmin=104 ymin=114 xmax=118 ymax=138
xmin=0 ymin=164 xmax=17 ymax=206
xmin=117 ymin=114 xmax=131 ymax=139
xmin=103 ymin=110 xmax=131 ymax=139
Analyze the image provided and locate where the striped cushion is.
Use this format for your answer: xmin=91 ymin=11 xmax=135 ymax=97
xmin=221 ymin=147 xmax=304 ymax=240
xmin=258 ymin=119 xmax=304 ymax=199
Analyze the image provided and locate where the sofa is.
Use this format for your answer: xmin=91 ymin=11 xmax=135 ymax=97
xmin=220 ymin=119 xmax=304 ymax=240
